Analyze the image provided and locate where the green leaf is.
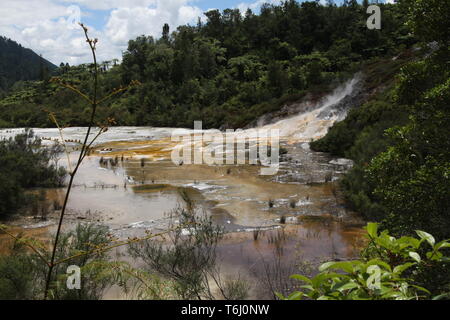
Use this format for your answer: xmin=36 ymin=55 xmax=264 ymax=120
xmin=275 ymin=292 xmax=286 ymax=300
xmin=426 ymin=250 xmax=443 ymax=261
xmin=381 ymin=290 xmax=402 ymax=299
xmin=287 ymin=291 xmax=304 ymax=300
xmin=397 ymin=236 xmax=421 ymax=249
xmin=366 ymin=259 xmax=392 ymax=272
xmin=415 ymin=230 xmax=435 ymax=246
xmin=311 ymin=273 xmax=343 ymax=288
xmin=319 ymin=261 xmax=356 ymax=273
xmin=337 ymin=281 xmax=359 ymax=292
xmin=290 ymin=274 xmax=312 ymax=284
xmin=300 ymin=285 xmax=314 ymax=291
xmin=366 ymin=223 xmax=378 ymax=238
xmin=317 ymin=295 xmax=335 ymax=300
xmin=435 ymin=241 xmax=450 ymax=251
xmin=410 ymin=285 xmax=431 ymax=295
xmin=393 ymin=262 xmax=415 ymax=274
xmin=433 ymin=293 xmax=450 ymax=300
xmin=409 ymin=251 xmax=421 ymax=263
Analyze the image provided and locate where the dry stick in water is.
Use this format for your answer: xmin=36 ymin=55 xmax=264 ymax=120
xmin=43 ymin=24 xmax=140 ymax=299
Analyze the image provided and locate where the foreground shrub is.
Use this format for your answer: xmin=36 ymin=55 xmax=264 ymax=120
xmin=0 ymin=223 xmax=113 ymax=300
xmin=279 ymin=223 xmax=450 ymax=300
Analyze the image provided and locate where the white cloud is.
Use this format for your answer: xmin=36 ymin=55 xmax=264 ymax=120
xmin=56 ymin=0 xmax=158 ymax=11
xmin=0 ymin=0 xmax=203 ymax=65
xmin=105 ymin=0 xmax=203 ymax=47
xmin=236 ymin=0 xmax=282 ymax=14
xmin=178 ymin=5 xmax=204 ymax=24
xmin=0 ymin=0 xmax=67 ymax=27
xmin=18 ymin=18 xmax=108 ymax=65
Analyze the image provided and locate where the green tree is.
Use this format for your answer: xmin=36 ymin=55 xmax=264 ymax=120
xmin=365 ymin=0 xmax=449 ymax=239
xmin=0 ymin=130 xmax=67 ymax=218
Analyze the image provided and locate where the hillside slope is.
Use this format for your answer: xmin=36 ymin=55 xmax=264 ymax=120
xmin=0 ymin=2 xmax=414 ymax=129
xmin=0 ymin=37 xmax=56 ymax=93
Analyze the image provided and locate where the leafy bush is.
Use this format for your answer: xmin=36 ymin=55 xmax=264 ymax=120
xmin=0 ymin=223 xmax=113 ymax=300
xmin=310 ymin=0 xmax=449 ymax=239
xmin=0 ymin=130 xmax=67 ymax=218
xmin=0 ymin=247 xmax=37 ymax=300
xmin=128 ymin=206 xmax=223 ymax=300
xmin=279 ymin=223 xmax=450 ymax=300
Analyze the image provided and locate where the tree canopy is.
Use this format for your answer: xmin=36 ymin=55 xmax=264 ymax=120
xmin=0 ymin=1 xmax=413 ymax=129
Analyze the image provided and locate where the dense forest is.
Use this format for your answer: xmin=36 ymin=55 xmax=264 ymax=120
xmin=311 ymin=0 xmax=449 ymax=240
xmin=0 ymin=0 xmax=449 ymax=301
xmin=0 ymin=37 xmax=56 ymax=95
xmin=0 ymin=0 xmax=414 ymax=129
xmin=294 ymin=0 xmax=450 ymax=298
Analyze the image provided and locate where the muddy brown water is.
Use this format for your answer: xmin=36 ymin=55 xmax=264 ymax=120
xmin=0 ymin=123 xmax=366 ymax=299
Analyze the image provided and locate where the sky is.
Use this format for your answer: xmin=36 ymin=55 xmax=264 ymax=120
xmin=0 ymin=0 xmax=393 ymax=66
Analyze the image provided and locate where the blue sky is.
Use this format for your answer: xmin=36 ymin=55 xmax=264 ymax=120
xmin=79 ymin=1 xmax=250 ymax=32
xmin=73 ymin=0 xmax=286 ymax=34
xmin=80 ymin=0 xmax=272 ymax=29
xmin=0 ymin=0 xmax=392 ymax=65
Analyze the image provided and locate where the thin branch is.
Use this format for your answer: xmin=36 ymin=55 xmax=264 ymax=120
xmin=79 ymin=127 xmax=105 ymax=163
xmin=52 ymin=224 xmax=190 ymax=267
xmin=49 ymin=78 xmax=94 ymax=105
xmin=97 ymin=80 xmax=141 ymax=106
xmin=0 ymin=226 xmax=50 ymax=267
xmin=44 ymin=23 xmax=100 ymax=299
xmin=43 ymin=23 xmax=141 ymax=299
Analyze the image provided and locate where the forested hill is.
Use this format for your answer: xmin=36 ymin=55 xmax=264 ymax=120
xmin=0 ymin=1 xmax=414 ymax=128
xmin=0 ymin=37 xmax=56 ymax=93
